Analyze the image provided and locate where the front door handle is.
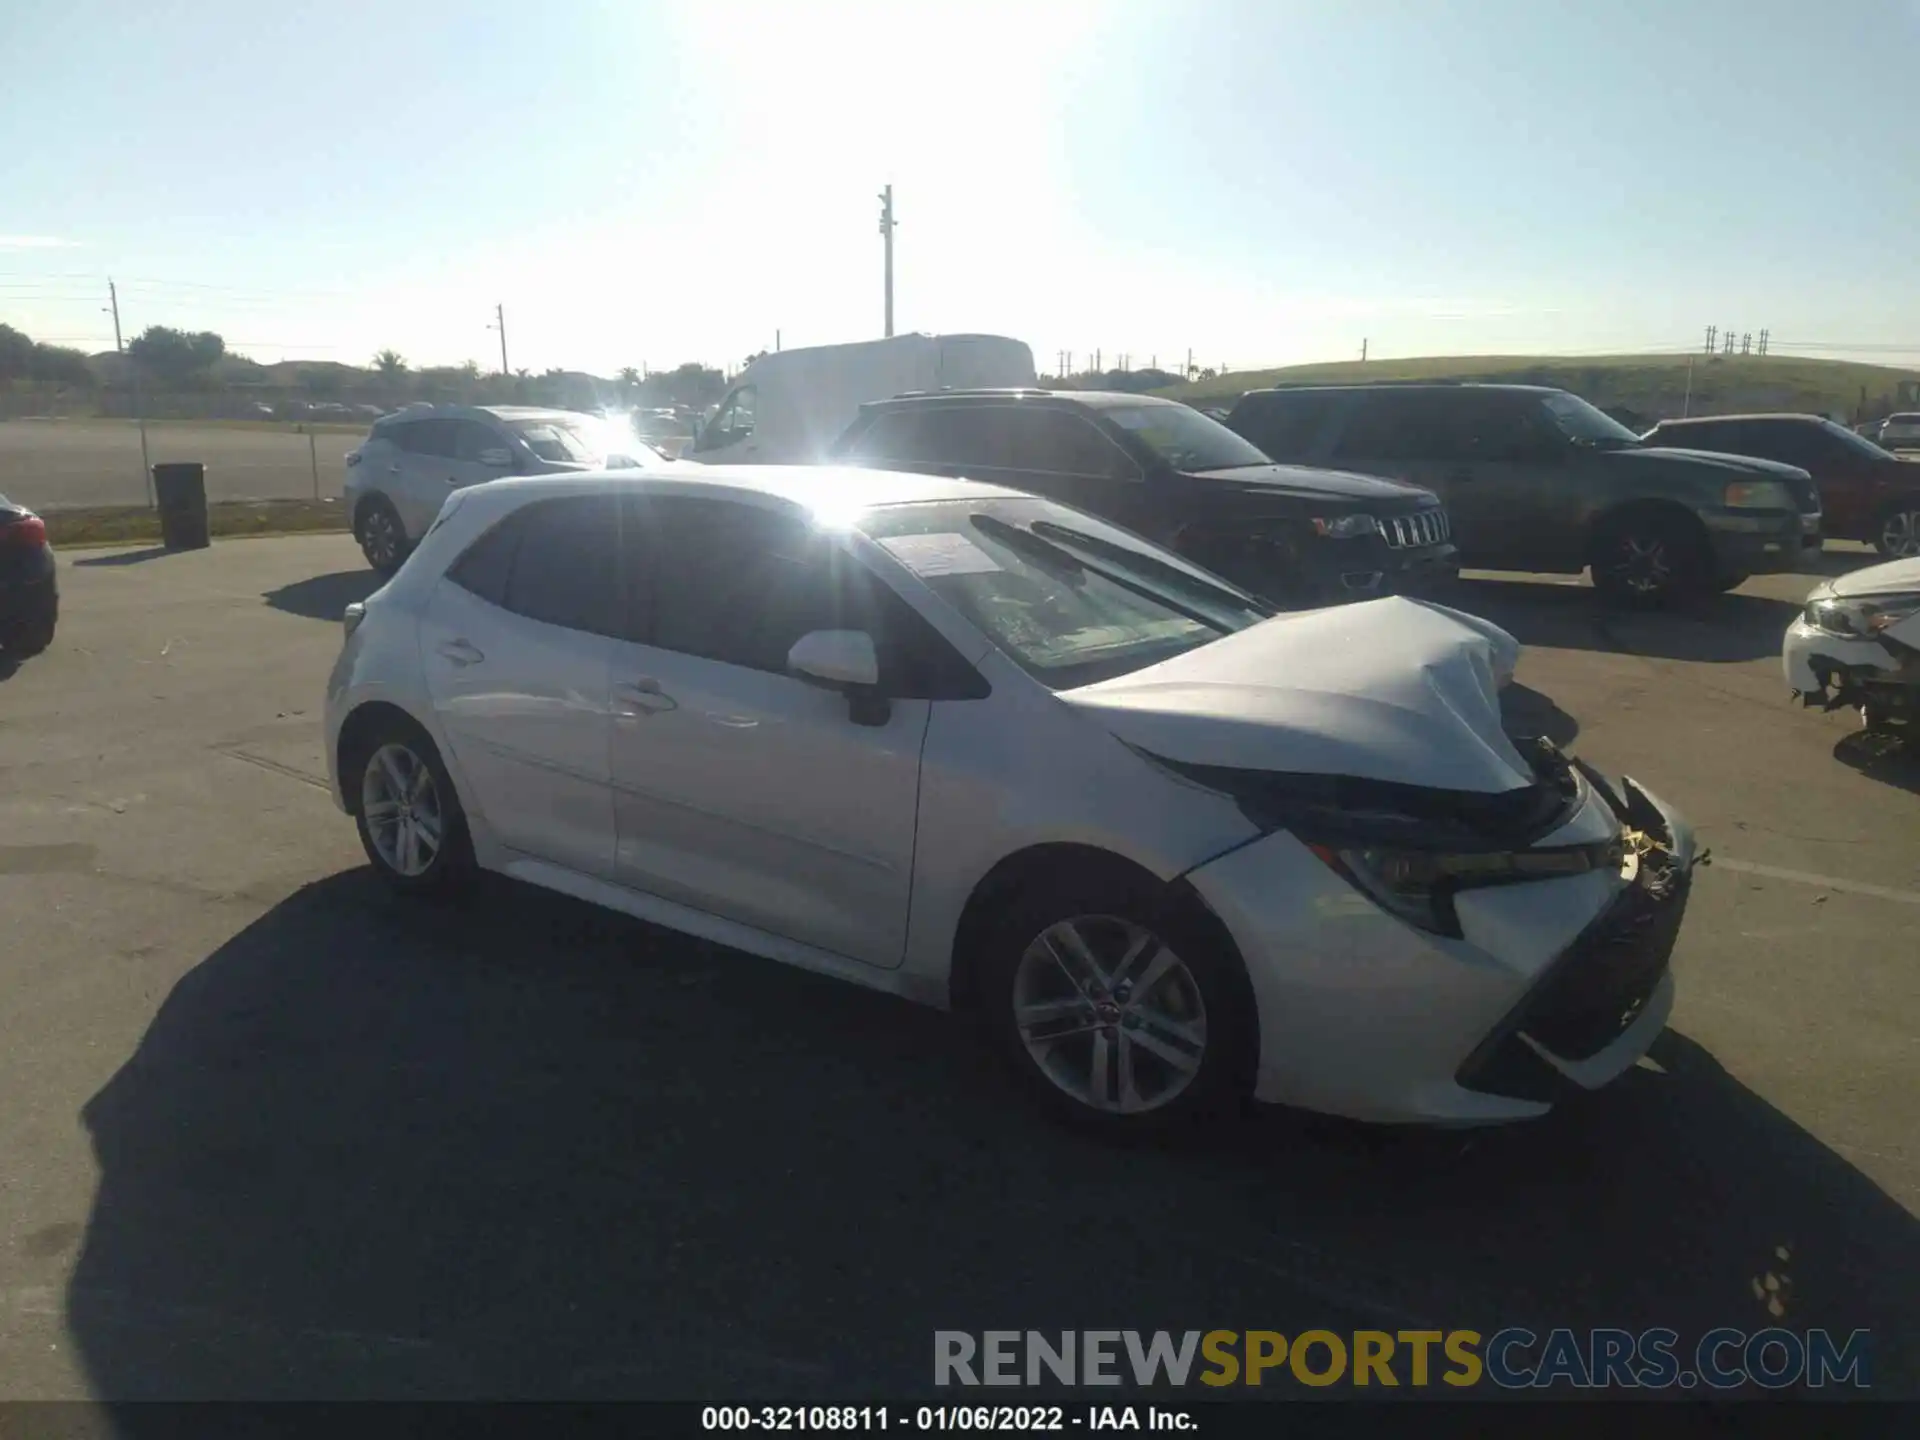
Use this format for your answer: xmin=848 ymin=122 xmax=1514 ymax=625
xmin=436 ymin=638 xmax=485 ymax=666
xmin=614 ymin=678 xmax=678 ymax=714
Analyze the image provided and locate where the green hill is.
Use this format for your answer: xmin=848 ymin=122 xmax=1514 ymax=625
xmin=1159 ymin=353 xmax=1920 ymax=425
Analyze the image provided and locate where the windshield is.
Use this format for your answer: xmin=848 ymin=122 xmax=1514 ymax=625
xmin=1538 ymin=391 xmax=1641 ymax=447
xmin=511 ymin=418 xmax=601 ymax=463
xmin=1101 ymin=403 xmax=1273 ymax=471
xmin=861 ymin=497 xmax=1268 ymax=689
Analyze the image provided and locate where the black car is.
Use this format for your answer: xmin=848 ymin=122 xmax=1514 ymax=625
xmin=829 ymin=390 xmax=1458 ymax=605
xmin=0 ymin=494 xmax=57 ymax=658
xmin=1226 ymin=383 xmax=1823 ymax=605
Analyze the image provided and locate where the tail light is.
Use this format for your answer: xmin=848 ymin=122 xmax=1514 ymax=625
xmin=2 ymin=514 xmax=47 ymax=547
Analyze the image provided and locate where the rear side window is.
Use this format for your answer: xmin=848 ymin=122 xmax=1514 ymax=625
xmin=453 ymin=420 xmax=507 ymax=462
xmin=1333 ymin=392 xmax=1475 ymax=462
xmin=447 ymin=496 xmax=627 ymax=637
xmin=1230 ymin=393 xmax=1330 ymax=459
xmin=446 ymin=515 xmax=525 ymax=605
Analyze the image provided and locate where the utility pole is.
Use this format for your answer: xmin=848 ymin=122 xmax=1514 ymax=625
xmin=878 ymin=184 xmax=897 ymax=338
xmin=105 ymin=279 xmax=153 ymax=507
xmin=490 ymin=303 xmax=509 ymax=374
xmin=1361 ymin=337 xmax=1369 ymax=363
xmin=775 ymin=330 xmax=782 ymax=353
xmin=1682 ymin=357 xmax=1694 ymax=417
xmin=1705 ymin=325 xmax=1717 ymax=356
xmin=1185 ymin=347 xmax=1194 ymax=379
xmin=1758 ymin=328 xmax=1769 ymax=357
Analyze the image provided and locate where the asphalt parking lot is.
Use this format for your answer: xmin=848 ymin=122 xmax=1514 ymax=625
xmin=0 ymin=536 xmax=1915 ymax=1402
xmin=0 ymin=420 xmax=358 ymax=511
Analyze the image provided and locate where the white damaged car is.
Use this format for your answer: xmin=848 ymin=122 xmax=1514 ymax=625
xmin=1785 ymin=555 xmax=1920 ymax=735
xmin=325 ymin=467 xmax=1701 ymax=1133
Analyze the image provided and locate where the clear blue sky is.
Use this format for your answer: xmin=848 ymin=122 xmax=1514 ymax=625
xmin=4 ymin=0 xmax=1918 ymax=376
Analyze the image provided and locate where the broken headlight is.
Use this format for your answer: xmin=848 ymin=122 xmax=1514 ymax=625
xmin=1308 ymin=835 xmax=1625 ymax=938
xmin=1806 ymin=592 xmax=1920 ymax=637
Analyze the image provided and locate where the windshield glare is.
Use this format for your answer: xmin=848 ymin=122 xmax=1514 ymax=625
xmin=1539 ymin=392 xmax=1641 ymax=446
xmin=1102 ymin=403 xmax=1273 ymax=471
xmin=861 ymin=497 xmax=1267 ymax=688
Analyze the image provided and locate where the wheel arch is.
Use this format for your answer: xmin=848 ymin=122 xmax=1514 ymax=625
xmin=945 ymin=841 xmax=1260 ymax=1084
xmin=1584 ymin=497 xmax=1711 ymax=567
xmin=334 ymin=699 xmax=438 ymax=817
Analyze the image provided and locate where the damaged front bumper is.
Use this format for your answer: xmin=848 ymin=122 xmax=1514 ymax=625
xmin=1186 ymin=764 xmax=1702 ymax=1125
xmin=1782 ymin=615 xmax=1920 ymax=724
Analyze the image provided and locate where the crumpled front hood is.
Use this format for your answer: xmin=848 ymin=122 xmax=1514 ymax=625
xmin=1061 ymin=597 xmax=1531 ymax=792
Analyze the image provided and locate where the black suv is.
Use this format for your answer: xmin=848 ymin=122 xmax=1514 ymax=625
xmin=829 ymin=389 xmax=1458 ymax=605
xmin=1226 ymin=383 xmax=1823 ymax=604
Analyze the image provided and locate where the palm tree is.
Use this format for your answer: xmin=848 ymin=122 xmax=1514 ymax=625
xmin=618 ymin=366 xmax=640 ymax=390
xmin=372 ymin=348 xmax=408 ymax=377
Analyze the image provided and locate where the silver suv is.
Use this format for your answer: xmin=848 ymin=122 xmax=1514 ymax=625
xmin=343 ymin=405 xmax=660 ymax=573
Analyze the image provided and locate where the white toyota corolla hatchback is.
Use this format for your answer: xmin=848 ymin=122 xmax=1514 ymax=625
xmin=325 ymin=467 xmax=1700 ymax=1133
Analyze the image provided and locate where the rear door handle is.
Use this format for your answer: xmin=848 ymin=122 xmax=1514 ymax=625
xmin=614 ymin=677 xmax=678 ymax=714
xmin=436 ymin=638 xmax=484 ymax=666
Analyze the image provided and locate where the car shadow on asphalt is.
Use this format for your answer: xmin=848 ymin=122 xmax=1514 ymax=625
xmin=1832 ymin=730 xmax=1920 ymax=795
xmin=71 ymin=547 xmax=174 ymax=568
xmin=66 ymin=870 xmax=1919 ymax=1402
xmin=263 ymin=570 xmax=383 ymax=622
xmin=1448 ymin=578 xmax=1802 ymax=664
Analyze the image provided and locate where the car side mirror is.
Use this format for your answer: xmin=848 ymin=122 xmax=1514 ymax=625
xmin=477 ymin=447 xmax=514 ymax=467
xmin=788 ymin=629 xmax=890 ymax=726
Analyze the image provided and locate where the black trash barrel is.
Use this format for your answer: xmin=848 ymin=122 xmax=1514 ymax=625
xmin=151 ymin=462 xmax=210 ymax=551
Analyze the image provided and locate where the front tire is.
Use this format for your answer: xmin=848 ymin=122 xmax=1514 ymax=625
xmin=1874 ymin=505 xmax=1920 ymax=560
xmin=349 ymin=720 xmax=472 ymax=894
xmin=355 ymin=497 xmax=411 ymax=576
xmin=975 ymin=872 xmax=1252 ymax=1137
xmin=1590 ymin=512 xmax=1708 ymax=608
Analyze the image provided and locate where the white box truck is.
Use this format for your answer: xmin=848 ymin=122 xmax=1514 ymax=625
xmin=685 ymin=333 xmax=1037 ymax=465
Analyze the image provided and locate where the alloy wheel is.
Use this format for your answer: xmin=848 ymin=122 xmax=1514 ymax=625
xmin=1879 ymin=509 xmax=1920 ymax=559
xmin=1609 ymin=534 xmax=1671 ymax=595
xmin=1011 ymin=915 xmax=1208 ymax=1115
xmin=361 ymin=742 xmax=443 ymax=877
xmin=361 ymin=509 xmax=401 ymax=569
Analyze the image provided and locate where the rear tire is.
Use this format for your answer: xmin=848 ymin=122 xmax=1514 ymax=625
xmin=355 ymin=497 xmax=411 ymax=576
xmin=346 ymin=717 xmax=473 ymax=895
xmin=1590 ymin=511 xmax=1709 ymax=608
xmin=1874 ymin=505 xmax=1920 ymax=560
xmin=974 ymin=869 xmax=1253 ymax=1139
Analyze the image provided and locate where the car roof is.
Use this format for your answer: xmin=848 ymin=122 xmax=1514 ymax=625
xmin=1652 ymin=413 xmax=1830 ymax=425
xmin=374 ymin=403 xmax=596 ymax=425
xmin=867 ymin=387 xmax=1182 ymax=410
xmin=1240 ymin=382 xmax=1564 ymax=397
xmin=450 ymin=464 xmax=1026 ymax=530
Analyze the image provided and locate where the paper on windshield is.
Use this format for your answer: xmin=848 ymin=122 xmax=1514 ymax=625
xmin=879 ymin=532 xmax=1003 ymax=577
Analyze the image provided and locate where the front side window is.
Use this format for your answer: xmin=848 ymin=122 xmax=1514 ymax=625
xmin=861 ymin=497 xmax=1266 ymax=690
xmin=454 ymin=420 xmax=509 ymax=463
xmin=991 ymin=408 xmax=1135 ymax=477
xmin=639 ymin=498 xmax=873 ymax=673
xmin=696 ymin=387 xmax=757 ymax=451
xmin=1819 ymin=419 xmax=1894 ymax=461
xmin=1099 ymin=403 xmax=1268 ymax=472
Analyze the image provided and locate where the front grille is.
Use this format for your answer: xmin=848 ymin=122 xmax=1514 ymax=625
xmin=1520 ymin=868 xmax=1689 ymax=1060
xmin=1379 ymin=507 xmax=1450 ymax=550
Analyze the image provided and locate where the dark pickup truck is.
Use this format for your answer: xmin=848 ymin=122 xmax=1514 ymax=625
xmin=1225 ymin=382 xmax=1823 ymax=604
xmin=829 ymin=389 xmax=1459 ymax=606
